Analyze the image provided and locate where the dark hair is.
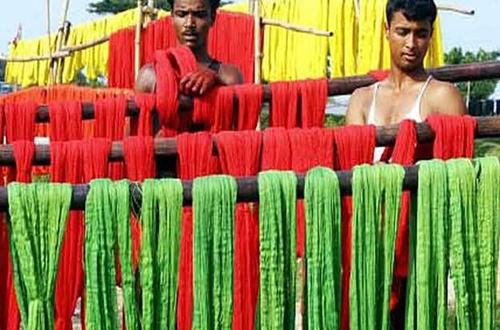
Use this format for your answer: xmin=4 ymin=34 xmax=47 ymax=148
xmin=168 ymin=0 xmax=221 ymax=13
xmin=386 ymin=0 xmax=437 ymax=26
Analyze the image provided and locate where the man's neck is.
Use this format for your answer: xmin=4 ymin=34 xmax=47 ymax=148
xmin=192 ymin=48 xmax=211 ymax=64
xmin=388 ymin=65 xmax=428 ymax=91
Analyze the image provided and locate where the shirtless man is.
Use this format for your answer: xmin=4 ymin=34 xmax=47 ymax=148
xmin=346 ymin=0 xmax=466 ymax=142
xmin=135 ymin=0 xmax=244 ymax=95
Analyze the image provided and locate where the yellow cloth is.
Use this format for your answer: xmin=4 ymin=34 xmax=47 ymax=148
xmin=223 ymin=0 xmax=330 ymax=82
xmin=224 ymin=0 xmax=445 ymax=81
xmin=5 ymin=8 xmax=168 ymax=87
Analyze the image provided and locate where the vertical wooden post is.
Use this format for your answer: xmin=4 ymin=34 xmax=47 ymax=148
xmin=253 ymin=0 xmax=261 ymax=84
xmin=135 ymin=0 xmax=143 ymax=80
xmin=55 ymin=0 xmax=71 ymax=84
xmin=253 ymin=0 xmax=262 ymax=130
xmin=46 ymin=0 xmax=54 ymax=85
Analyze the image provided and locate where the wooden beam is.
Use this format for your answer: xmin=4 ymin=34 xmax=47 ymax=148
xmin=2 ymin=116 xmax=500 ymax=166
xmin=261 ymin=18 xmax=333 ymax=37
xmin=135 ymin=0 xmax=143 ymax=80
xmin=0 ymin=166 xmax=421 ymax=210
xmin=24 ymin=60 xmax=500 ymax=124
xmin=437 ymin=4 xmax=475 ymax=16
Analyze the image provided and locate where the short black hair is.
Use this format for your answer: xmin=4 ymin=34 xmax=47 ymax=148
xmin=168 ymin=0 xmax=221 ymax=13
xmin=386 ymin=0 xmax=437 ymax=26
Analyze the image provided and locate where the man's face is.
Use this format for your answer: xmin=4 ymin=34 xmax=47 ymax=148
xmin=385 ymin=11 xmax=433 ymax=72
xmin=172 ymin=0 xmax=214 ymax=52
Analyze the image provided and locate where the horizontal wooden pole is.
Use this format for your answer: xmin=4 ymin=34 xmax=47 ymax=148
xmin=437 ymin=4 xmax=475 ymax=16
xmin=0 ymin=166 xmax=419 ymax=211
xmin=261 ymin=18 xmax=333 ymax=37
xmin=30 ymin=61 xmax=500 ymax=123
xmin=2 ymin=116 xmax=500 ymax=166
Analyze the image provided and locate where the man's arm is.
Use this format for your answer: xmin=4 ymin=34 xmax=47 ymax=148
xmin=134 ymin=64 xmax=156 ymax=93
xmin=180 ymin=63 xmax=243 ymax=95
xmin=429 ymin=82 xmax=467 ymax=116
xmin=345 ymin=87 xmax=369 ymax=125
xmin=217 ymin=63 xmax=244 ymax=85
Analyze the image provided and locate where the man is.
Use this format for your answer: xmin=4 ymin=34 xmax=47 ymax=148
xmin=135 ymin=0 xmax=244 ymax=95
xmin=345 ymin=0 xmax=466 ymax=139
xmin=345 ymin=0 xmax=467 ymax=327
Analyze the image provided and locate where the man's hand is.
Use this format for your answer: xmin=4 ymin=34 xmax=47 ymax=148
xmin=179 ymin=67 xmax=217 ymax=96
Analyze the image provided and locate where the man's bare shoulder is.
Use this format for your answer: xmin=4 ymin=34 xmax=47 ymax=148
xmin=135 ymin=64 xmax=157 ymax=93
xmin=345 ymin=85 xmax=375 ymax=125
xmin=218 ymin=63 xmax=244 ymax=85
xmin=352 ymin=85 xmax=374 ymax=101
xmin=425 ymin=79 xmax=467 ymax=115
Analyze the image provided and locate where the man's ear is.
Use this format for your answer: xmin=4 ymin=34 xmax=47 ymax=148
xmin=384 ymin=21 xmax=390 ymax=40
xmin=210 ymin=9 xmax=217 ymax=26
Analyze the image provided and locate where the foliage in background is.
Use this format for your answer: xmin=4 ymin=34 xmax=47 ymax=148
xmin=88 ymin=0 xmax=232 ymax=14
xmin=445 ymin=47 xmax=500 ymax=100
xmin=0 ymin=60 xmax=5 ymax=81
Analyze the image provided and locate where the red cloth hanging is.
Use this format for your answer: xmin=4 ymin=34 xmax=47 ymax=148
xmin=49 ymin=99 xmax=85 ymax=330
xmin=334 ymin=125 xmax=376 ymax=330
xmin=141 ymin=16 xmax=177 ymax=65
xmin=269 ymin=82 xmax=300 ymax=128
xmin=79 ymin=138 xmax=112 ymax=328
xmin=51 ymin=141 xmax=85 ymax=330
xmin=5 ymin=102 xmax=37 ymax=143
xmin=288 ymin=128 xmax=335 ymax=258
xmin=154 ymin=46 xmax=197 ymax=131
xmin=94 ymin=95 xmax=127 ymax=180
xmin=193 ymin=86 xmax=234 ymax=132
xmin=208 ymin=11 xmax=255 ymax=83
xmin=123 ymin=136 xmax=156 ymax=180
xmin=377 ymin=120 xmax=418 ymax=310
xmin=108 ymin=27 xmax=136 ymax=88
xmin=49 ymin=101 xmax=83 ymax=141
xmin=215 ymin=130 xmax=262 ymax=330
xmin=131 ymin=93 xmax=156 ymax=136
xmin=261 ymin=127 xmax=292 ymax=170
xmin=298 ymin=79 xmax=328 ymax=128
xmin=234 ymin=84 xmax=263 ymax=130
xmin=123 ymin=136 xmax=156 ymax=285
xmin=82 ymin=138 xmax=112 ymax=181
xmin=176 ymin=132 xmax=219 ymax=330
xmin=110 ymin=12 xmax=255 ymax=88
xmin=2 ymin=140 xmax=35 ymax=330
xmin=427 ymin=114 xmax=476 ymax=159
xmin=0 ymin=100 xmax=36 ymax=330
xmin=212 ymin=86 xmax=235 ymax=133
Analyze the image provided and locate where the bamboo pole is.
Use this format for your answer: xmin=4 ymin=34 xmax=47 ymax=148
xmin=0 ymin=51 xmax=71 ymax=62
xmin=0 ymin=36 xmax=110 ymax=62
xmin=261 ymin=18 xmax=333 ymax=37
xmin=1 ymin=11 xmax=336 ymax=64
xmin=437 ymin=4 xmax=475 ymax=16
xmin=25 ymin=60 xmax=500 ymax=123
xmin=253 ymin=0 xmax=262 ymax=130
xmin=253 ymin=0 xmax=261 ymax=85
xmin=353 ymin=0 xmax=360 ymax=19
xmin=0 ymin=165 xmax=425 ymax=211
xmin=54 ymin=0 xmax=71 ymax=84
xmin=135 ymin=0 xmax=143 ymax=80
xmin=46 ymin=0 xmax=54 ymax=85
xmin=2 ymin=115 xmax=500 ymax=166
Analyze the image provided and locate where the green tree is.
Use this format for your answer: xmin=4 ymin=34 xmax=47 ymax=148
xmin=0 ymin=60 xmax=5 ymax=81
xmin=88 ymin=0 xmax=232 ymax=14
xmin=445 ymin=47 xmax=500 ymax=100
xmin=88 ymin=0 xmax=171 ymax=14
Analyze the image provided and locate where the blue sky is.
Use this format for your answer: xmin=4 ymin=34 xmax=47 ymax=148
xmin=1 ymin=0 xmax=499 ymax=55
